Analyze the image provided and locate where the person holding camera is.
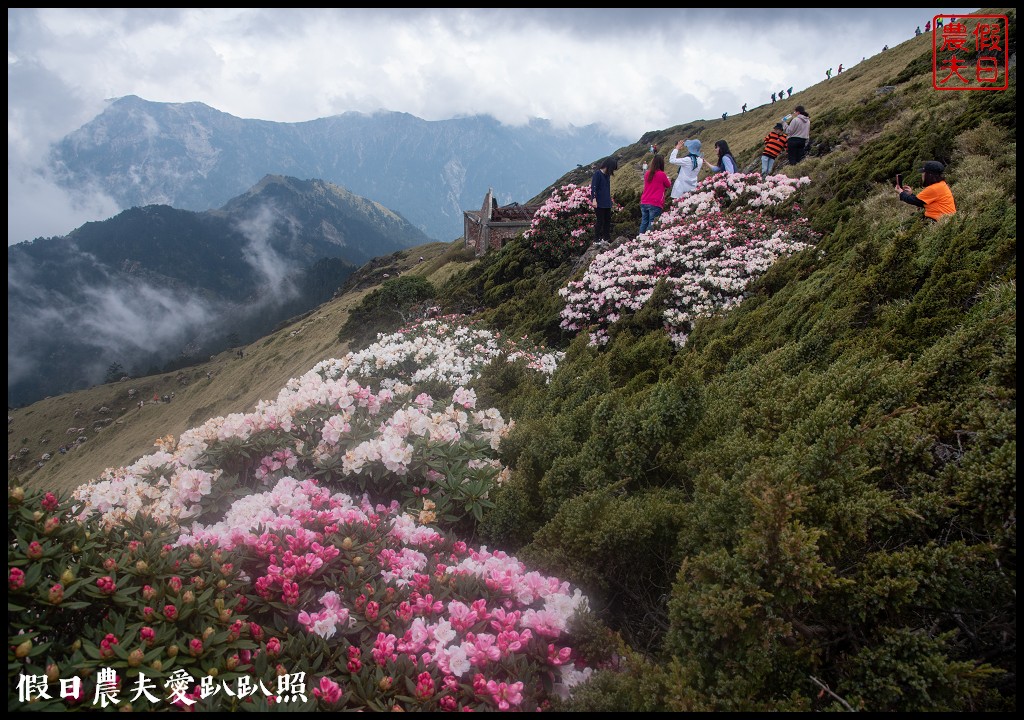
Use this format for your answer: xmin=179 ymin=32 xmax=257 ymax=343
xmin=896 ymin=160 xmax=956 ymax=221
xmin=669 ymin=139 xmax=706 ymax=199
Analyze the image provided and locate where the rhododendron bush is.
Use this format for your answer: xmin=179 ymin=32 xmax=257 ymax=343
xmin=73 ymin=314 xmax=564 ymax=534
xmin=558 ymin=173 xmax=820 ymax=346
xmin=9 ymin=317 xmax=602 ymax=711
xmin=522 ymin=183 xmax=623 ymax=265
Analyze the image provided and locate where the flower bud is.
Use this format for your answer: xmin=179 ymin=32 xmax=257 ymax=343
xmin=33 ymin=510 xmax=44 ymax=522
xmin=167 ymin=644 xmax=178 ymax=658
xmin=42 ymin=517 xmax=60 ymax=535
xmin=217 ymin=579 xmax=227 ymax=590
xmin=188 ymin=553 xmax=203 ymax=569
xmin=202 ymin=626 xmax=215 ymax=641
xmin=46 ymin=663 xmax=60 ymax=683
xmin=214 ymin=598 xmax=225 ymax=611
xmin=9 ymin=486 xmax=25 ymax=504
xmin=48 ymin=583 xmax=64 ymax=604
xmin=342 ymin=537 xmax=354 ymax=550
xmin=379 ymin=677 xmax=393 ymax=691
xmin=182 ymin=590 xmax=195 ymax=604
xmin=15 ymin=639 xmax=32 ymax=658
xmin=135 ymin=560 xmax=149 ymax=574
xmin=150 ymin=659 xmax=163 ymax=672
xmin=61 ymin=568 xmax=75 ymax=585
xmin=128 ymin=649 xmax=144 ymax=667
xmin=71 ymin=639 xmax=82 ymax=652
xmin=26 ymin=541 xmax=44 ymax=560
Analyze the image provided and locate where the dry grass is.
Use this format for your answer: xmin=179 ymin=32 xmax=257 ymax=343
xmin=8 ymin=240 xmax=472 ymax=496
xmin=609 ymin=28 xmax=941 ymax=196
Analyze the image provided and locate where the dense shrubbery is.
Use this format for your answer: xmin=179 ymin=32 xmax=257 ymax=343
xmin=9 ymin=36 xmax=1016 ymax=713
xmin=9 ymin=482 xmax=609 ymax=712
xmin=10 ymin=318 xmax=606 ymax=712
xmin=479 ymin=58 xmax=1016 ymax=711
xmin=338 ymin=275 xmax=437 ymax=348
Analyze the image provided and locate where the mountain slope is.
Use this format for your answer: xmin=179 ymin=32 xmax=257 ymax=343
xmin=7 ymin=240 xmax=472 ymax=492
xmin=8 ymin=175 xmax=430 ymax=407
xmin=8 ymin=10 xmax=1016 ymax=711
xmin=49 ymin=97 xmax=630 ymax=242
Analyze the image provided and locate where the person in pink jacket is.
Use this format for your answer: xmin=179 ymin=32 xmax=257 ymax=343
xmin=639 ymin=154 xmax=672 ymax=234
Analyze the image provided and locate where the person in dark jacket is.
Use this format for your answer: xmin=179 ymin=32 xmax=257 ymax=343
xmin=591 ymin=157 xmax=618 ymax=243
xmin=708 ymin=140 xmax=738 ymax=174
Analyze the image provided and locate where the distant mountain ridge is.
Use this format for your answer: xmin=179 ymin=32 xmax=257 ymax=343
xmin=49 ymin=95 xmax=631 ymax=242
xmin=8 ymin=175 xmax=429 ymax=407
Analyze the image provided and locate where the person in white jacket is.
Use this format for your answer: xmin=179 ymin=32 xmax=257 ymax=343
xmin=669 ymin=139 xmax=705 ymax=199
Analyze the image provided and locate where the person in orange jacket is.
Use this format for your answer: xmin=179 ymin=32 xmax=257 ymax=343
xmin=896 ymin=160 xmax=956 ymax=221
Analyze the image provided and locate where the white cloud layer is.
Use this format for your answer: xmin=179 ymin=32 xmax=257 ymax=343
xmin=8 ymin=7 xmax=979 ymax=244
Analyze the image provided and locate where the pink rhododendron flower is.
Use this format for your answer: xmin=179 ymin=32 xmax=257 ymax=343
xmin=313 ymin=676 xmax=343 ymax=705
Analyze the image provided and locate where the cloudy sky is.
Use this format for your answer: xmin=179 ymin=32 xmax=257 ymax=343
xmin=8 ymin=7 xmax=978 ymax=245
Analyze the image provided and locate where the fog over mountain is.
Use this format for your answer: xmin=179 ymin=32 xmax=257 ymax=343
xmin=8 ymin=175 xmax=428 ymax=407
xmin=47 ymin=96 xmax=631 ymax=243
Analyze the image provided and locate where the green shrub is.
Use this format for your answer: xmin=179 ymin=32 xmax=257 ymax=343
xmin=337 ymin=275 xmax=436 ymax=348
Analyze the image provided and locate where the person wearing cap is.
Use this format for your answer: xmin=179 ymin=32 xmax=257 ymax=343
xmin=896 ymin=160 xmax=956 ymax=221
xmin=669 ymin=139 xmax=706 ymax=199
xmin=782 ymin=105 xmax=811 ymax=165
xmin=761 ymin=122 xmax=788 ymax=175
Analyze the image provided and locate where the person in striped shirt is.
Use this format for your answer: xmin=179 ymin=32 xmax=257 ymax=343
xmin=761 ymin=122 xmax=788 ymax=175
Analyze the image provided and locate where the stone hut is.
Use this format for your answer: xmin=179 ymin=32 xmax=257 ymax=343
xmin=463 ymin=188 xmax=540 ymax=256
